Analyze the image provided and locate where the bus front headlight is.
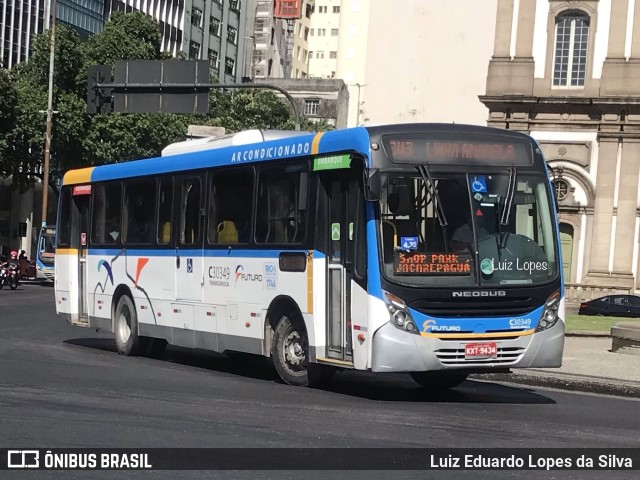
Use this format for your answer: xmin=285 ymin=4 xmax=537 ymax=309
xmin=383 ymin=291 xmax=419 ymax=335
xmin=535 ymin=290 xmax=561 ymax=332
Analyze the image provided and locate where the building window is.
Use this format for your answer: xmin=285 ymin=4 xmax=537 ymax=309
xmin=310 ymin=28 xmax=314 ymax=36
xmin=210 ymin=17 xmax=221 ymax=36
xmin=209 ymin=49 xmax=219 ymax=68
xmin=225 ymin=57 xmax=236 ymax=75
xmin=307 ymin=51 xmax=313 ymax=61
xmin=306 ymin=2 xmax=313 ymax=18
xmin=304 ymin=99 xmax=320 ymax=116
xmin=329 ymin=51 xmax=337 ymax=59
xmin=227 ymin=26 xmax=238 ymax=45
xmin=553 ymin=179 xmax=570 ymax=201
xmin=191 ymin=8 xmax=203 ymax=28
xmin=229 ymin=0 xmax=241 ymax=12
xmin=316 ymin=51 xmax=324 ymax=59
xmin=333 ymin=6 xmax=340 ymax=13
xmin=318 ymin=28 xmax=326 ymax=36
xmin=331 ymin=28 xmax=338 ymax=36
xmin=304 ymin=27 xmax=309 ymax=40
xmin=553 ymin=11 xmax=589 ymax=87
xmin=189 ymin=41 xmax=201 ymax=59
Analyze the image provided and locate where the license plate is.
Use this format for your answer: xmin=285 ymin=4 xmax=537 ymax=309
xmin=465 ymin=342 xmax=497 ymax=359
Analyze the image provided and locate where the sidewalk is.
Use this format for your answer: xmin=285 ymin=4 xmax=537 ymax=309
xmin=473 ymin=332 xmax=640 ymax=398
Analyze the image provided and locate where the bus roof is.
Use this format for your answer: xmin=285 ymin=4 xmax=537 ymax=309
xmin=61 ymin=123 xmax=538 ymax=186
xmin=62 ymin=126 xmax=372 ymax=186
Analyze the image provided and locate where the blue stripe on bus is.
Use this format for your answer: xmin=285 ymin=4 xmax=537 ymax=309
xmin=87 ymin=248 xmax=325 ymax=259
xmin=409 ymin=304 xmax=545 ymax=332
xmin=89 ymin=128 xmax=374 ymax=183
xmin=365 ymin=202 xmax=383 ymax=300
xmin=90 ymin=134 xmax=318 ymax=182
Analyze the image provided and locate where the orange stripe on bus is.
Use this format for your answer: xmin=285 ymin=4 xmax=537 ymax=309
xmin=55 ymin=249 xmax=78 ymax=255
xmin=311 ymin=132 xmax=325 ymax=155
xmin=307 ymin=250 xmax=313 ymax=314
xmin=63 ymin=167 xmax=94 ymax=186
xmin=419 ymin=329 xmax=535 ymax=339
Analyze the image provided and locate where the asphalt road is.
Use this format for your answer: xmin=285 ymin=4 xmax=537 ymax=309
xmin=1 ymin=283 xmax=639 ymax=480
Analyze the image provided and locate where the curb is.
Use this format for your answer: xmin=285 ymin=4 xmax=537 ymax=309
xmin=472 ymin=370 xmax=640 ymax=398
xmin=565 ymin=330 xmax=610 ymax=338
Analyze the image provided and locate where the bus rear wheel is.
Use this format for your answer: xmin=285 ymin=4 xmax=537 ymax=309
xmin=410 ymin=372 xmax=468 ymax=390
xmin=114 ymin=295 xmax=143 ymax=356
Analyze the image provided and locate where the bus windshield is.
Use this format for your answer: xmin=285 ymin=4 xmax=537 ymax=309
xmin=38 ymin=226 xmax=56 ymax=267
xmin=379 ymin=171 xmax=559 ymax=287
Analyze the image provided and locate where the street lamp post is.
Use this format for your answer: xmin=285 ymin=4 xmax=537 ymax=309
xmin=353 ymin=82 xmax=367 ymax=126
xmin=244 ymin=35 xmax=256 ymax=80
xmin=41 ymin=0 xmax=57 ymax=228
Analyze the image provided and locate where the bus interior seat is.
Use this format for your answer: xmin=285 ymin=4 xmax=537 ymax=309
xmin=161 ymin=222 xmax=171 ymax=243
xmin=218 ymin=220 xmax=238 ymax=244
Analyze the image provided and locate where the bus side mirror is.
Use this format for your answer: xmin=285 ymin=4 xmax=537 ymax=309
xmin=364 ymin=168 xmax=381 ymax=201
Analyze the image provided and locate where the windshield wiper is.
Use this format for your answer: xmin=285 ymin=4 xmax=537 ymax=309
xmin=498 ymin=166 xmax=517 ymax=249
xmin=416 ymin=165 xmax=449 ymax=249
xmin=417 ymin=165 xmax=448 ymax=228
xmin=500 ymin=166 xmax=517 ymax=226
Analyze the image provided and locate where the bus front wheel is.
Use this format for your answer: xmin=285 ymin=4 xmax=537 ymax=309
xmin=114 ymin=295 xmax=143 ymax=356
xmin=273 ymin=314 xmax=310 ymax=386
xmin=410 ymin=372 xmax=468 ymax=390
xmin=272 ymin=314 xmax=334 ymax=387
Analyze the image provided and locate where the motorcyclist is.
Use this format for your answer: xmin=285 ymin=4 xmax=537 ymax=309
xmin=2 ymin=250 xmax=19 ymax=271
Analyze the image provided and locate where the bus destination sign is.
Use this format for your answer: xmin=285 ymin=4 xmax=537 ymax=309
xmin=382 ymin=135 xmax=531 ymax=166
xmin=394 ymin=252 xmax=472 ymax=275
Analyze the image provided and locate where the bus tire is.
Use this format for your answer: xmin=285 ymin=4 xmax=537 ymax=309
xmin=410 ymin=372 xmax=468 ymax=390
xmin=272 ymin=313 xmax=320 ymax=386
xmin=114 ymin=295 xmax=143 ymax=356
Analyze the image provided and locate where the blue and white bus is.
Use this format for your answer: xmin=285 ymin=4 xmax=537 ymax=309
xmin=36 ymin=225 xmax=56 ymax=281
xmin=55 ymin=124 xmax=564 ymax=388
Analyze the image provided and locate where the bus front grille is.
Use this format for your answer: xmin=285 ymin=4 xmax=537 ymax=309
xmin=434 ymin=347 xmax=525 ymax=365
xmin=410 ymin=298 xmax=538 ymax=318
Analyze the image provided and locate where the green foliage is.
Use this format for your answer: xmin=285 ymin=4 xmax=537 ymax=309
xmin=17 ymin=25 xmax=84 ymax=96
xmin=0 ymin=68 xmax=18 ymax=170
xmin=3 ymin=11 xmax=334 ymax=193
xmin=83 ymin=12 xmax=162 ymax=68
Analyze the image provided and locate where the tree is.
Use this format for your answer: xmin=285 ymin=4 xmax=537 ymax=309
xmin=4 ymin=25 xmax=86 ymax=192
xmin=203 ymin=88 xmax=334 ymax=133
xmin=0 ymin=67 xmax=18 ymax=177
xmin=80 ymin=12 xmax=189 ymax=165
xmin=5 ymin=11 xmax=332 ymax=192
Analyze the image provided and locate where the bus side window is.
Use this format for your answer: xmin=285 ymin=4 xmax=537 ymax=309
xmin=57 ymin=187 xmax=72 ymax=247
xmin=179 ymin=178 xmax=201 ymax=246
xmin=91 ymin=183 xmax=121 ymax=245
xmin=123 ymin=179 xmax=156 ymax=245
xmin=208 ymin=168 xmax=254 ymax=245
xmin=255 ymin=165 xmax=307 ymax=244
xmin=157 ymin=177 xmax=173 ymax=245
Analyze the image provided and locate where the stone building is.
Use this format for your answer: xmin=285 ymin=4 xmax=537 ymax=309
xmin=481 ymin=0 xmax=640 ymax=301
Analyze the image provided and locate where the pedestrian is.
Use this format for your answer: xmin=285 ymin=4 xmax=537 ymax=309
xmin=19 ymin=250 xmax=28 ymax=277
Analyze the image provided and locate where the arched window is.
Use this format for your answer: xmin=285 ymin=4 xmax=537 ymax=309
xmin=553 ymin=11 xmax=590 ymax=87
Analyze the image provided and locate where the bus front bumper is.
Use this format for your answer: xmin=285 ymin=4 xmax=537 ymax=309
xmin=371 ymin=320 xmax=565 ymax=373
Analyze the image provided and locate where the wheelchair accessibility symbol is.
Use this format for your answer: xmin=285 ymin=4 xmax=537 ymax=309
xmin=471 ymin=176 xmax=487 ymax=193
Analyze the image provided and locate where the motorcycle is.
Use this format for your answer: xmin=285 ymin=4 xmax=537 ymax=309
xmin=0 ymin=263 xmax=19 ymax=290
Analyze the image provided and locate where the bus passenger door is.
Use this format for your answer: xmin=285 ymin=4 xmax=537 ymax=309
xmin=175 ymin=176 xmax=204 ymax=308
xmin=320 ymin=170 xmax=361 ymax=363
xmin=71 ymin=189 xmax=91 ymax=325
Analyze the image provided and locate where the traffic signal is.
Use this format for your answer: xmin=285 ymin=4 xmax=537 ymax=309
xmin=87 ymin=65 xmax=113 ymax=114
